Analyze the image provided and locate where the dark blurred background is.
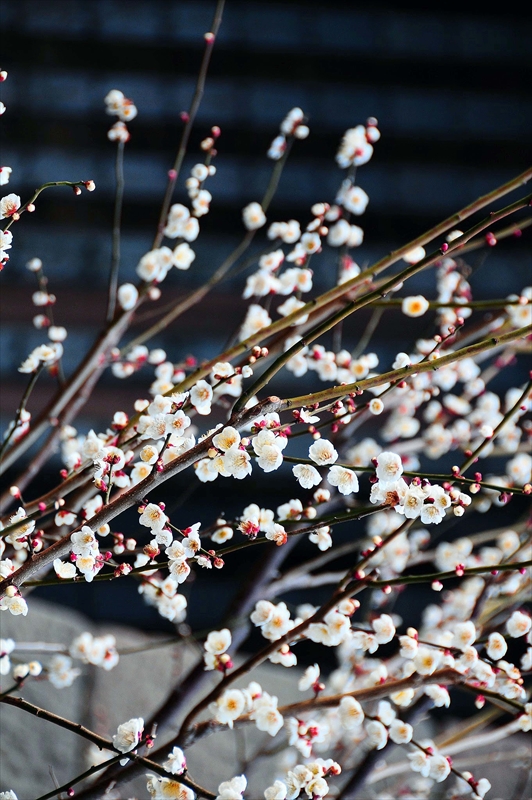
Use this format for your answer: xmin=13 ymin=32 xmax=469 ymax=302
xmin=1 ymin=0 xmax=531 ymax=636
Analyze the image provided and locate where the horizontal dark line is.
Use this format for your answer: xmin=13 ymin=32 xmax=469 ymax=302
xmin=7 ymin=195 xmax=532 ymax=249
xmin=2 ymin=31 xmax=531 ymax=95
xmin=3 ymin=116 xmax=531 ymax=168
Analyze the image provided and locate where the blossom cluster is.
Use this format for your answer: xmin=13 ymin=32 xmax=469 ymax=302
xmin=0 ymin=55 xmax=530 ymax=800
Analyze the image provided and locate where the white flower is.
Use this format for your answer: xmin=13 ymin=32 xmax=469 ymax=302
xmin=420 ymin=503 xmax=445 ymax=525
xmin=402 ymin=246 xmax=426 ymax=265
xmin=475 ymin=778 xmax=492 ymax=798
xmin=70 ymin=525 xmax=99 ymax=556
xmin=336 ymin=125 xmax=373 ymax=168
xmin=264 ymin=781 xmax=287 ymax=800
xmin=388 ymin=719 xmax=413 ymax=743
xmin=239 ymin=304 xmax=272 ymax=341
xmin=390 ymin=688 xmax=415 ymax=707
xmin=136 ymin=247 xmax=174 ymax=282
xmin=257 ymin=444 xmax=283 ymax=472
xmin=112 ymin=717 xmax=144 ymax=755
xmin=146 ymin=775 xmax=194 ymax=799
xmin=375 ymin=451 xmax=403 ymax=485
xmin=0 ymin=593 xmax=29 ymax=616
xmin=212 ymin=690 xmax=246 ymax=728
xmin=117 ymin=283 xmax=138 ymax=310
xmin=309 ymin=439 xmax=338 ymax=466
xmin=216 ymin=775 xmax=247 ymax=800
xmin=205 ymin=628 xmax=232 ymax=655
xmin=399 ymin=635 xmax=418 ymax=659
xmin=260 ymin=602 xmax=292 ymax=641
xmin=190 ymin=380 xmax=213 ymax=415
xmin=173 ymin=242 xmax=196 ymax=270
xmin=518 ymin=703 xmax=532 ymax=731
xmin=0 ymin=166 xmax=12 ymax=185
xmin=402 ymin=295 xmax=430 ymax=317
xmin=277 ymin=296 xmax=308 ymax=324
xmin=408 ymin=750 xmax=430 ymax=776
xmin=53 ymin=559 xmax=77 ymax=579
xmin=139 ymin=503 xmax=168 ymax=532
xmin=163 ymin=746 xmax=186 ymax=775
xmin=0 ymin=791 xmax=18 ymax=800
xmin=452 ymin=621 xmax=476 ymax=651
xmin=414 ymin=646 xmax=442 ymax=675
xmin=428 ymin=753 xmax=451 ymax=782
xmin=365 ymin=720 xmax=388 ymax=749
xmin=424 ymin=685 xmax=450 ymax=707
xmin=372 ymin=614 xmax=396 ymax=644
xmin=242 ymin=201 xmax=266 ymax=230
xmin=212 ymin=426 xmax=240 ymax=452
xmin=251 ymin=600 xmax=275 ymax=626
xmin=339 ymin=184 xmax=369 ymax=215
xmin=298 ymin=663 xmax=320 ymax=691
xmin=486 ymin=631 xmax=508 ymax=660
xmin=292 ymin=463 xmax=322 ymax=489
xmin=506 ymin=610 xmax=531 ymax=638
xmin=224 ymin=446 xmax=252 ymax=479
xmin=339 ymin=696 xmax=364 ymax=729
xmin=253 ymin=703 xmax=284 ymax=736
xmin=327 ymin=465 xmax=359 ymax=495
xmin=0 ymin=193 xmax=21 ymax=219
xmin=308 ymin=527 xmax=332 ymax=551
xmin=48 ymin=654 xmax=80 ymax=688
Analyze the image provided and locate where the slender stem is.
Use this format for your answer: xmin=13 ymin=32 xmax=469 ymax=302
xmin=152 ymin=0 xmax=225 ymax=250
xmin=2 ymin=180 xmax=90 ymax=232
xmin=35 ymin=753 xmax=125 ymax=800
xmin=0 ymin=364 xmax=44 ymax=460
xmin=367 ymin=559 xmax=531 ymax=588
xmin=0 ymin=683 xmax=20 ymax=699
xmin=158 ymin=168 xmax=532 ymax=402
xmin=233 ymin=194 xmax=532 ymax=413
xmin=0 ymin=695 xmax=215 ymax=798
xmin=356 ymin=297 xmax=524 ymax=309
xmin=122 ymin=139 xmax=294 ymax=356
xmin=0 ymin=5 xmax=227 ymax=481
xmin=459 ymin=378 xmax=532 ymax=475
xmin=0 ymin=397 xmax=282 ymax=592
xmin=105 ymin=140 xmax=125 ymax=322
xmin=186 ymin=669 xmax=462 ymax=745
xmin=174 ymin=519 xmax=413 ymax=745
xmin=351 ymin=305 xmax=384 ymax=359
xmin=281 ymin=323 xmax=531 ymax=411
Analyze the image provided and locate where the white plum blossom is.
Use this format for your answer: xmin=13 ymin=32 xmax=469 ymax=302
xmin=339 ymin=696 xmax=365 ymax=729
xmin=211 ymin=690 xmax=246 ymax=728
xmin=365 ymin=720 xmax=388 ymax=749
xmin=327 ymin=465 xmax=359 ymax=495
xmin=293 ymin=463 xmax=322 ymax=489
xmin=204 ymin=628 xmax=232 ymax=655
xmin=117 ymin=283 xmax=138 ymax=310
xmin=112 ymin=717 xmax=144 ymax=758
xmin=309 ymin=439 xmax=338 ymax=466
xmin=216 ymin=775 xmax=247 ymax=800
xmin=372 ymin=614 xmax=396 ymax=644
xmin=402 ymin=295 xmax=430 ymax=317
xmin=242 ymin=202 xmax=266 ymax=230
xmin=506 ymin=610 xmax=531 ymax=638
xmin=0 ymin=193 xmax=21 ymax=219
xmin=163 ymin=746 xmax=187 ymax=775
xmin=239 ymin=304 xmax=272 ymax=341
xmin=375 ymin=451 xmax=404 ymax=485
